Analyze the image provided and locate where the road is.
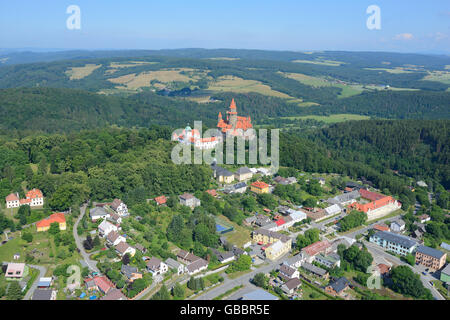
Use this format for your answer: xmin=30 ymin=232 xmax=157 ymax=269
xmin=73 ymin=204 xmax=99 ymax=273
xmin=23 ymin=264 xmax=47 ymax=300
xmin=363 ymin=240 xmax=445 ymax=300
xmin=194 ymin=253 xmax=288 ymax=300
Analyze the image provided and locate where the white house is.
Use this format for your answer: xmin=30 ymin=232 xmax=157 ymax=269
xmin=106 ymin=231 xmax=125 ymax=247
xmin=98 ymin=220 xmax=118 ymax=237
xmin=165 ymin=258 xmax=185 ymax=275
xmin=90 ymin=207 xmax=110 ymax=222
xmin=115 ymin=242 xmax=136 ymax=257
xmin=186 ymin=259 xmax=208 ymax=275
xmin=146 ymin=257 xmax=169 ymax=276
xmin=279 ymin=264 xmax=300 ymax=280
xmin=110 ymin=199 xmax=129 ymax=217
xmin=390 ymin=220 xmax=406 ymax=233
xmin=325 ymin=204 xmax=342 ymax=216
xmin=6 ymin=188 xmax=44 ymax=208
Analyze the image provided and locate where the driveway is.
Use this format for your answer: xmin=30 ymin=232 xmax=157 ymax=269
xmin=23 ymin=264 xmax=47 ymax=300
xmin=73 ymin=204 xmax=99 ymax=273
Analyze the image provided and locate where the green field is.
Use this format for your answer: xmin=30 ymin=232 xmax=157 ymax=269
xmin=280 ymin=114 xmax=371 ymax=124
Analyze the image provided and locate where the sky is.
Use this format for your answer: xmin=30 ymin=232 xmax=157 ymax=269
xmin=0 ymin=0 xmax=449 ymax=53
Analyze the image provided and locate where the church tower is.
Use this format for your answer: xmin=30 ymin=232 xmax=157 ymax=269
xmin=227 ymin=98 xmax=238 ymax=128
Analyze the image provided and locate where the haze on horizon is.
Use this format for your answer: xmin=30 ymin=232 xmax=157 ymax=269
xmin=0 ymin=0 xmax=449 ymax=54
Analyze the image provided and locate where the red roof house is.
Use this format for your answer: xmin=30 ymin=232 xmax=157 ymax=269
xmin=154 ymin=195 xmax=167 ymax=206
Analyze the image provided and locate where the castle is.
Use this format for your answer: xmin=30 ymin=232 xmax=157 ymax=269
xmin=172 ymin=99 xmax=254 ymax=150
xmin=217 ymin=98 xmax=254 ymax=138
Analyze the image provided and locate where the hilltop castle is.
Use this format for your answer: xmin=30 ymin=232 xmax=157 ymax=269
xmin=217 ymin=99 xmax=254 ymax=138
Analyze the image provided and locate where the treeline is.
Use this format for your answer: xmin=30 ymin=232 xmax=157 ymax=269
xmin=302 ymin=120 xmax=450 ymax=189
xmin=0 ymin=127 xmax=211 ymax=211
xmin=303 ymin=90 xmax=450 ymax=119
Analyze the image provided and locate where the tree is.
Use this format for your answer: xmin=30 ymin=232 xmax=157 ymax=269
xmin=172 ymin=282 xmax=185 ymax=299
xmin=227 ymin=254 xmax=252 ymax=273
xmin=93 ymin=235 xmax=101 ymax=247
xmin=252 ymin=273 xmax=269 ymax=289
xmin=6 ymin=281 xmax=23 ymax=300
xmin=152 ymin=284 xmax=171 ymax=300
xmin=22 ymin=232 xmax=33 ymax=243
xmin=390 ymin=266 xmax=432 ymax=299
xmin=83 ymin=235 xmax=93 ymax=250
xmin=48 ymin=222 xmax=60 ymax=235
xmin=402 ymin=253 xmax=415 ymax=266
xmin=122 ymin=253 xmax=130 ymax=265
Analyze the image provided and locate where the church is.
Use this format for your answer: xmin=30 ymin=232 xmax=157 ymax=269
xmin=217 ymin=99 xmax=254 ymax=139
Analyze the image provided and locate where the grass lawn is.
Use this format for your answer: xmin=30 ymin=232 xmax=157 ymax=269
xmin=226 ymin=269 xmax=252 ymax=280
xmin=219 ymin=215 xmax=252 ymax=247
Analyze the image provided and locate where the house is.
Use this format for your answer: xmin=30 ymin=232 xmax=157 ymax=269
xmin=186 ymin=258 xmax=208 ymax=275
xmin=301 ymin=262 xmax=329 ymax=279
xmin=241 ymin=289 xmax=278 ymax=300
xmin=106 ymin=231 xmax=125 ymax=247
xmin=121 ymin=265 xmax=142 ymax=282
xmin=350 ymin=189 xmax=401 ymax=220
xmin=415 ymin=246 xmax=447 ymax=271
xmin=211 ymin=249 xmax=235 ymax=264
xmin=36 ymin=213 xmax=66 ymax=232
xmin=252 ymin=228 xmax=292 ymax=247
xmin=90 ymin=207 xmax=110 ymax=222
xmin=115 ymin=242 xmax=136 ymax=257
xmin=301 ymin=240 xmax=332 ymax=263
xmin=108 ymin=212 xmax=122 ymax=225
xmin=273 ymin=176 xmax=289 ymax=185
xmin=281 ymin=277 xmax=302 ymax=295
xmin=206 ymin=189 xmax=218 ymax=197
xmin=325 ymin=277 xmax=351 ymax=296
xmin=369 ymin=231 xmax=417 ymax=256
xmin=311 ymin=177 xmax=326 ymax=186
xmin=418 ymin=214 xmax=431 ymax=223
xmin=254 ymin=214 xmax=271 ymax=227
xmin=234 ymin=167 xmax=253 ymax=181
xmin=314 ymin=253 xmax=341 ymax=269
xmin=146 ymin=257 xmax=169 ymax=276
xmin=373 ymin=224 xmax=390 ymax=232
xmin=179 ymin=193 xmax=201 ymax=209
xmin=324 ymin=204 xmax=342 ymax=216
xmin=98 ymin=220 xmax=118 ymax=237
xmin=92 ymin=276 xmax=115 ymax=294
xmin=37 ymin=277 xmax=53 ymax=288
xmin=283 ymin=253 xmax=305 ymax=269
xmin=110 ymin=199 xmax=128 ymax=216
xmin=440 ymin=264 xmax=450 ymax=284
xmin=250 ymin=181 xmax=270 ymax=194
xmin=32 ymin=289 xmax=56 ymax=300
xmin=177 ymin=250 xmax=201 ymax=265
xmin=5 ymin=263 xmax=25 ymax=279
xmin=265 ymin=239 xmax=291 ymax=261
xmin=390 ymin=219 xmax=406 ymax=233
xmin=165 ymin=258 xmax=185 ymax=275
xmin=5 ymin=188 xmax=44 ymax=208
xmin=326 ymin=190 xmax=360 ymax=206
xmin=345 ymin=181 xmax=364 ymax=191
xmin=154 ymin=195 xmax=167 ymax=206
xmin=279 ymin=264 xmax=300 ymax=280
xmin=232 ymin=246 xmax=247 ymax=257
xmin=135 ymin=243 xmax=147 ymax=254
xmin=417 ymin=181 xmax=428 ymax=188
xmin=100 ymin=288 xmax=127 ymax=300
xmin=212 ymin=165 xmax=235 ymax=184
xmin=225 ymin=182 xmax=247 ymax=194
xmin=172 ymin=125 xmax=221 ymax=150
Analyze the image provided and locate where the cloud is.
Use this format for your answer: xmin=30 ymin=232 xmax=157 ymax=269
xmin=434 ymin=32 xmax=448 ymax=41
xmin=393 ymin=33 xmax=414 ymax=41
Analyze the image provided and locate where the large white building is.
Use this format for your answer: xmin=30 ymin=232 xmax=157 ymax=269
xmin=172 ymin=126 xmax=221 ymax=150
xmin=5 ymin=189 xmax=44 ymax=209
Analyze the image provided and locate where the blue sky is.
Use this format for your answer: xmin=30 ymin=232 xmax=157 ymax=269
xmin=0 ymin=0 xmax=449 ymax=53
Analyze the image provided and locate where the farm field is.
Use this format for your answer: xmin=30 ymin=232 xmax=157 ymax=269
xmin=65 ymin=64 xmax=102 ymax=80
xmin=279 ymin=114 xmax=371 ymax=123
xmin=292 ymin=59 xmax=345 ymax=66
xmin=423 ymin=71 xmax=450 ymax=85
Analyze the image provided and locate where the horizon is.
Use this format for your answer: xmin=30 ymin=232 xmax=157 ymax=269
xmin=1 ymin=0 xmax=449 ymax=54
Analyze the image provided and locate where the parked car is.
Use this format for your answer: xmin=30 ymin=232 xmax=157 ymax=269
xmin=422 ymin=271 xmax=427 ymax=275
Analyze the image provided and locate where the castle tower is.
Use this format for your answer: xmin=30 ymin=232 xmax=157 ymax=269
xmin=227 ymin=98 xmax=238 ymax=128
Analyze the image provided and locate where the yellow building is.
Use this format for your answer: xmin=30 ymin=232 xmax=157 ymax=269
xmin=265 ymin=240 xmax=291 ymax=260
xmin=251 ymin=181 xmax=269 ymax=194
xmin=36 ymin=213 xmax=66 ymax=232
xmin=213 ymin=166 xmax=235 ymax=184
xmin=234 ymin=167 xmax=253 ymax=182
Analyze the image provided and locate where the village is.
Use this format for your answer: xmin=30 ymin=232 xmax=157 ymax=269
xmin=1 ymin=156 xmax=449 ymax=300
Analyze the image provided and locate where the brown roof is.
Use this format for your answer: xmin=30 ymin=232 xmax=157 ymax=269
xmin=106 ymin=231 xmax=121 ymax=243
xmin=177 ymin=249 xmax=200 ymax=263
xmin=6 ymin=193 xmax=19 ymax=202
xmin=115 ymin=242 xmax=131 ymax=254
xmin=179 ymin=193 xmax=195 ymax=200
xmin=284 ymin=277 xmax=301 ymax=290
xmin=146 ymin=257 xmax=162 ymax=270
xmin=110 ymin=198 xmax=122 ymax=210
xmin=186 ymin=259 xmax=208 ymax=273
xmin=302 ymin=240 xmax=331 ymax=256
xmin=100 ymin=288 xmax=127 ymax=300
